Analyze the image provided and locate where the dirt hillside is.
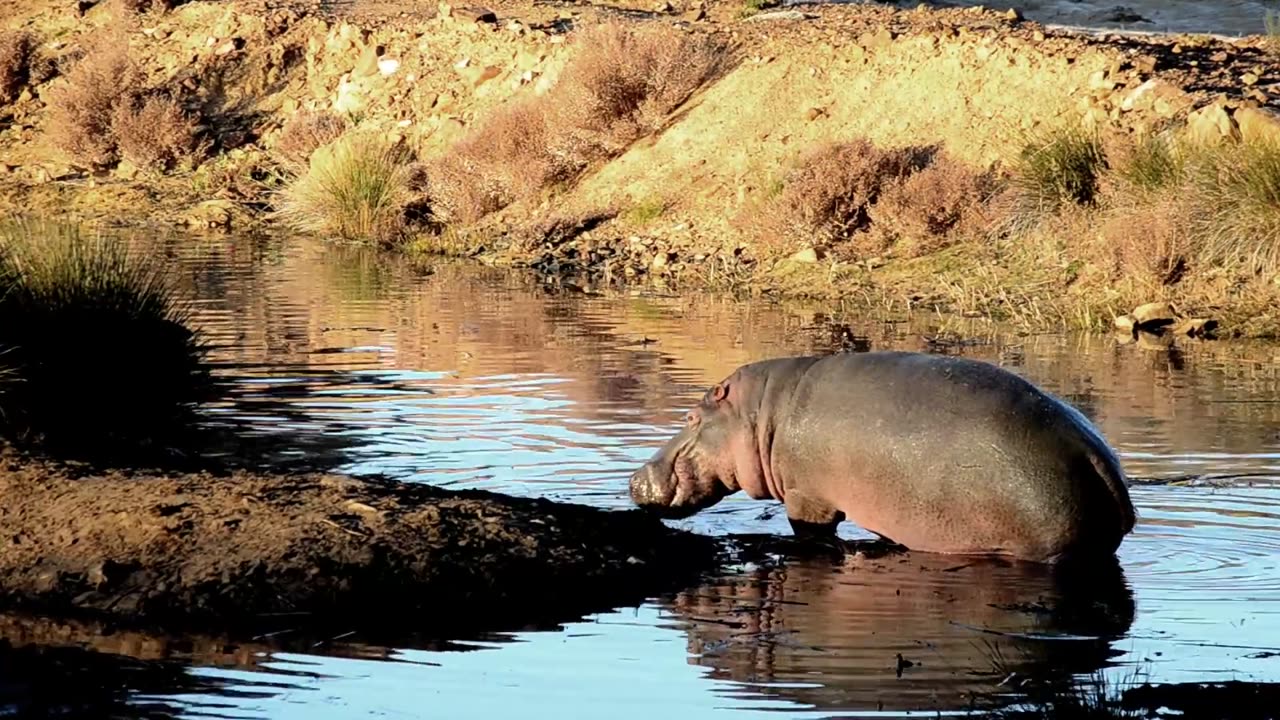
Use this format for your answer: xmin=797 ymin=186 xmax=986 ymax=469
xmin=2 ymin=0 xmax=1279 ymax=334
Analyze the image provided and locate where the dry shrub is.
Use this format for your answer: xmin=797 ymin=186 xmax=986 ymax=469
xmin=755 ymin=139 xmax=930 ymax=254
xmin=0 ymin=31 xmax=34 ymax=105
xmin=274 ymin=109 xmax=349 ymax=173
xmin=430 ymin=22 xmax=726 ymax=226
xmin=549 ymin=23 xmax=727 ymax=162
xmin=1096 ymin=196 xmax=1190 ymax=287
xmin=46 ymin=41 xmax=137 ymax=167
xmin=430 ymin=100 xmax=562 ymax=225
xmin=275 ymin=132 xmax=418 ymax=245
xmin=866 ymin=154 xmax=994 ymax=258
xmin=111 ymin=93 xmax=206 ymax=172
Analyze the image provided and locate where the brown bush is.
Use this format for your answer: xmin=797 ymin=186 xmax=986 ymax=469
xmin=865 ymin=154 xmax=994 ymax=258
xmin=1097 ymin=196 xmax=1190 ymax=287
xmin=0 ymin=31 xmax=34 ymax=105
xmin=274 ymin=109 xmax=349 ymax=173
xmin=430 ymin=22 xmax=726 ymax=226
xmin=755 ymin=139 xmax=930 ymax=254
xmin=111 ymin=93 xmax=207 ymax=172
xmin=549 ymin=23 xmax=727 ymax=163
xmin=46 ymin=42 xmax=137 ymax=167
xmin=429 ymin=99 xmax=564 ymax=225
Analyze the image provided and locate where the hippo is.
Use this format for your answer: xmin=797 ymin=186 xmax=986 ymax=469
xmin=628 ymin=351 xmax=1136 ymax=563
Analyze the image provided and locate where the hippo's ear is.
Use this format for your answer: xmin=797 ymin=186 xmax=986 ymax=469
xmin=710 ymin=382 xmax=728 ymax=403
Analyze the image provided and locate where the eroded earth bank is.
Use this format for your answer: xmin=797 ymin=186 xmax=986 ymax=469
xmin=2 ymin=0 xmax=1280 ymax=336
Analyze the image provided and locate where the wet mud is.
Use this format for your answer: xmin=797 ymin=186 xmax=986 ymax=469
xmin=0 ymin=448 xmax=719 ymax=635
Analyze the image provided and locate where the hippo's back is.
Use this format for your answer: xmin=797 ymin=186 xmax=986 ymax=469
xmin=772 ymin=351 xmax=1134 ymax=560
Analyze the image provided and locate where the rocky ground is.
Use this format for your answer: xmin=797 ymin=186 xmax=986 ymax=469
xmin=2 ymin=0 xmax=1280 ymax=335
xmin=0 ymin=448 xmax=719 ymax=634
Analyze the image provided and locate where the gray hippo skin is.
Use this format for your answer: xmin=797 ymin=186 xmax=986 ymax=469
xmin=629 ymin=351 xmax=1136 ymax=563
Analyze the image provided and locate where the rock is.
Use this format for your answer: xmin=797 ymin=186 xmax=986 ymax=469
xmin=1236 ymin=106 xmax=1280 ymax=144
xmin=353 ymin=44 xmax=380 ymax=76
xmin=804 ymin=106 xmax=824 ymax=121
xmin=437 ymin=2 xmax=453 ymax=18
xmin=683 ymin=2 xmax=707 ymax=21
xmin=1004 ymin=8 xmax=1021 ymax=21
xmin=654 ymin=0 xmax=674 ymax=11
xmin=1113 ymin=314 xmax=1137 ymax=335
xmin=1032 ymin=30 xmax=1045 ymax=42
xmin=185 ymin=200 xmax=235 ymax=230
xmin=1185 ymin=101 xmax=1239 ymax=145
xmin=456 ymin=6 xmax=498 ymax=23
xmin=651 ymin=252 xmax=669 ymax=270
xmin=1242 ymin=72 xmax=1259 ymax=86
xmin=747 ymin=10 xmax=814 ymax=22
xmin=459 ymin=64 xmax=502 ymax=88
xmin=1171 ymin=318 xmax=1219 ymax=338
xmin=113 ymin=160 xmax=139 ymax=181
xmin=378 ymin=58 xmax=401 ymax=76
xmin=858 ymin=28 xmax=894 ymax=50
xmin=1131 ymin=301 xmax=1176 ymax=330
xmin=214 ymin=39 xmax=243 ymax=56
xmin=789 ymin=247 xmax=819 ymax=263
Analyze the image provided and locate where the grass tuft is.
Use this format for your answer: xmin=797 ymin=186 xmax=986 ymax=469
xmin=1003 ymin=123 xmax=1107 ymax=232
xmin=0 ymin=223 xmax=213 ymax=451
xmin=1112 ymin=131 xmax=1185 ymax=194
xmin=275 ymin=132 xmax=420 ymax=245
xmin=1188 ymin=138 xmax=1280 ymax=275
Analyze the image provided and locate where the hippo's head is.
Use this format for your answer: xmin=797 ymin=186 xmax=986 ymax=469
xmin=629 ymin=378 xmax=764 ymax=519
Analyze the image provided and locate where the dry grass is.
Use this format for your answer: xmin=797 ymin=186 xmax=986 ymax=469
xmin=0 ymin=31 xmax=34 ymax=105
xmin=749 ymin=139 xmax=931 ymax=254
xmin=867 ymin=153 xmax=994 ymax=258
xmin=46 ymin=40 xmax=138 ymax=168
xmin=1186 ymin=138 xmax=1280 ymax=276
xmin=429 ymin=22 xmax=726 ymax=226
xmin=1000 ymin=123 xmax=1108 ymax=233
xmin=274 ymin=109 xmax=349 ymax=174
xmin=112 ymin=93 xmax=207 ymax=173
xmin=275 ymin=132 xmax=419 ymax=245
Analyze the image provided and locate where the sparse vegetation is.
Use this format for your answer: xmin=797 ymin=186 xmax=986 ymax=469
xmin=274 ymin=109 xmax=350 ymax=174
xmin=1003 ymin=124 xmax=1108 ymax=231
xmin=111 ymin=92 xmax=208 ymax=173
xmin=0 ymin=223 xmax=213 ymax=452
xmin=867 ymin=153 xmax=994 ymax=258
xmin=1111 ymin=131 xmax=1185 ymax=194
xmin=275 ymin=132 xmax=420 ymax=244
xmin=429 ymin=22 xmax=726 ymax=226
xmin=46 ymin=40 xmax=137 ymax=168
xmin=624 ymin=198 xmax=667 ymax=225
xmin=1187 ymin=138 xmax=1280 ymax=275
xmin=747 ymin=139 xmax=931 ymax=254
xmin=0 ymin=31 xmax=34 ymax=105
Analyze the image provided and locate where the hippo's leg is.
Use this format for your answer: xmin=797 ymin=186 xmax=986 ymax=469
xmin=784 ymin=488 xmax=845 ymax=539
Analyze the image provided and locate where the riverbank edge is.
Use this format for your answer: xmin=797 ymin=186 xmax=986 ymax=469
xmin=2 ymin=0 xmax=1280 ymax=337
xmin=0 ymin=449 xmax=722 ymax=636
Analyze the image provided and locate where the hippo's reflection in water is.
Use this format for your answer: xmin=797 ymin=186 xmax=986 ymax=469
xmin=662 ymin=540 xmax=1135 ymax=713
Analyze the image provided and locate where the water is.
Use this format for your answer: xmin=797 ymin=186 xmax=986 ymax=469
xmin=924 ymin=0 xmax=1276 ymax=37
xmin=5 ymin=234 xmax=1280 ymax=718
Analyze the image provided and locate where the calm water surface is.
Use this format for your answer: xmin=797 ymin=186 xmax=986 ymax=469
xmin=5 ymin=235 xmax=1280 ymax=718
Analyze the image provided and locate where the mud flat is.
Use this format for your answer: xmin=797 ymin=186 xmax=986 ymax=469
xmin=0 ymin=449 xmax=718 ymax=633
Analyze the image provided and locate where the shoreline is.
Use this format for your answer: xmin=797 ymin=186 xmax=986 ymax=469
xmin=2 ymin=0 xmax=1279 ymax=338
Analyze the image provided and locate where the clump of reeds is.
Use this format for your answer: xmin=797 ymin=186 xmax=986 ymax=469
xmin=0 ymin=223 xmax=214 ymax=452
xmin=1001 ymin=123 xmax=1108 ymax=233
xmin=274 ymin=131 xmax=421 ymax=244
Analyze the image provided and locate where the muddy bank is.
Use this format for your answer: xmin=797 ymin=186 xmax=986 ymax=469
xmin=0 ymin=449 xmax=718 ymax=633
xmin=3 ymin=0 xmax=1280 ymax=335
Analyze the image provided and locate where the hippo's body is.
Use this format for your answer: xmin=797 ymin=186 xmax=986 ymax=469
xmin=629 ymin=351 xmax=1136 ymax=563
